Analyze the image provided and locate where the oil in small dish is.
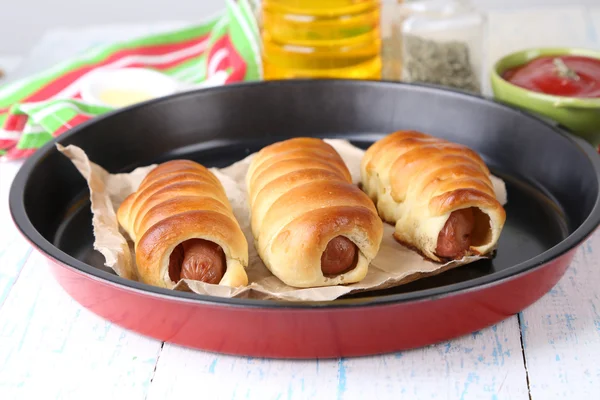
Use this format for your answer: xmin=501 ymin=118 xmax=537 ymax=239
xmin=98 ymin=88 xmax=154 ymax=108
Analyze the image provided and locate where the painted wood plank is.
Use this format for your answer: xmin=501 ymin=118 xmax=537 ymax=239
xmin=0 ymin=161 xmax=33 ymax=307
xmin=475 ymin=0 xmax=600 ymax=10
xmin=4 ymin=22 xmax=191 ymax=84
xmin=147 ymin=317 xmax=529 ymax=400
xmin=0 ymin=250 xmax=163 ymax=399
xmin=512 ymin=8 xmax=600 ymax=399
xmin=590 ymin=7 xmax=600 ymax=43
xmin=147 ymin=345 xmax=341 ymax=400
xmin=518 ymin=231 xmax=600 ymax=399
xmin=483 ymin=6 xmax=595 ymax=96
xmin=487 ymin=6 xmax=596 ymax=60
xmin=3 ymin=8 xmax=597 ymax=396
xmin=0 ymin=56 xmax=23 ymax=83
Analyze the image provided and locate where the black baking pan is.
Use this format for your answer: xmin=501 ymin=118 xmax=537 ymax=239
xmin=9 ymin=79 xmax=600 ymax=358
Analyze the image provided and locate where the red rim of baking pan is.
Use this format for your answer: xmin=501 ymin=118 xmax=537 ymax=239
xmin=7 ymin=80 xmax=600 ymax=357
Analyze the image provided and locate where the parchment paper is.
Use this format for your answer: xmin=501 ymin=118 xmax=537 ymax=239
xmin=57 ymin=139 xmax=507 ymax=302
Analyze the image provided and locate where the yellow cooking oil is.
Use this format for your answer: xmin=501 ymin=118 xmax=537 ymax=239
xmin=260 ymin=0 xmax=382 ymax=80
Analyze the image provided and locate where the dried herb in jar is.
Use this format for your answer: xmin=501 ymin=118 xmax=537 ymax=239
xmin=403 ymin=34 xmax=480 ymax=94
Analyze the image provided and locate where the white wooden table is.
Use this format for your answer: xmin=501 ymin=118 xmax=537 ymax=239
xmin=1 ymin=6 xmax=600 ymax=400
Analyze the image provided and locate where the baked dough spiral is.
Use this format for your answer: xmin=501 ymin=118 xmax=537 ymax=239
xmin=246 ymin=138 xmax=383 ymax=288
xmin=117 ymin=160 xmax=248 ymax=288
xmin=361 ymin=130 xmax=506 ymax=262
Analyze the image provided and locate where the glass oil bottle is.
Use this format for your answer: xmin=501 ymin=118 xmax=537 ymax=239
xmin=259 ymin=0 xmax=383 ymax=80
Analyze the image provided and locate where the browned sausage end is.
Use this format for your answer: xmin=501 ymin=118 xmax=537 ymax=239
xmin=168 ymin=239 xmax=226 ymax=284
xmin=321 ymin=236 xmax=359 ymax=276
xmin=436 ymin=208 xmax=476 ymax=259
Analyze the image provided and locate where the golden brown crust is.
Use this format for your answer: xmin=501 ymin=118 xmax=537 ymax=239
xmin=361 ymin=130 xmax=506 ymax=262
xmin=117 ymin=160 xmax=248 ymax=288
xmin=429 ymin=188 xmax=503 ymax=217
xmin=247 ymin=137 xmax=383 ymax=288
xmin=247 ymin=138 xmax=352 ymax=184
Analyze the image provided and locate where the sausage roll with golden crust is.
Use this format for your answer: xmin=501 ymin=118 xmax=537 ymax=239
xmin=117 ymin=160 xmax=248 ymax=288
xmin=246 ymin=137 xmax=384 ymax=288
xmin=361 ymin=130 xmax=506 ymax=262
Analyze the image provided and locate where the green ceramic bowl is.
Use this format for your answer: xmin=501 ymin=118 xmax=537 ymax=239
xmin=491 ymin=47 xmax=600 ymax=148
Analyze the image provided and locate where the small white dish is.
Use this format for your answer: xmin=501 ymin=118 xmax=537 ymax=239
xmin=80 ymin=67 xmax=232 ymax=108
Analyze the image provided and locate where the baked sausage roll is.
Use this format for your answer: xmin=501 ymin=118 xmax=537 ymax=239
xmin=117 ymin=160 xmax=248 ymax=288
xmin=361 ymin=130 xmax=506 ymax=262
xmin=246 ymin=137 xmax=383 ymax=288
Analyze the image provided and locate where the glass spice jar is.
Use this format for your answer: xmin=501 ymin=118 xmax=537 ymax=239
xmin=400 ymin=0 xmax=486 ymax=94
xmin=381 ymin=0 xmax=450 ymax=82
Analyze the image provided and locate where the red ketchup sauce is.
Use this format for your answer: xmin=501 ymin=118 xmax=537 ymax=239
xmin=502 ymin=55 xmax=600 ymax=98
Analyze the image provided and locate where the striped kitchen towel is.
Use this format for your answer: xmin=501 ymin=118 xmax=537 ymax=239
xmin=0 ymin=0 xmax=261 ymax=160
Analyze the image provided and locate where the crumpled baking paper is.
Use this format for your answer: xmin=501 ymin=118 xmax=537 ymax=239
xmin=57 ymin=139 xmax=507 ymax=302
